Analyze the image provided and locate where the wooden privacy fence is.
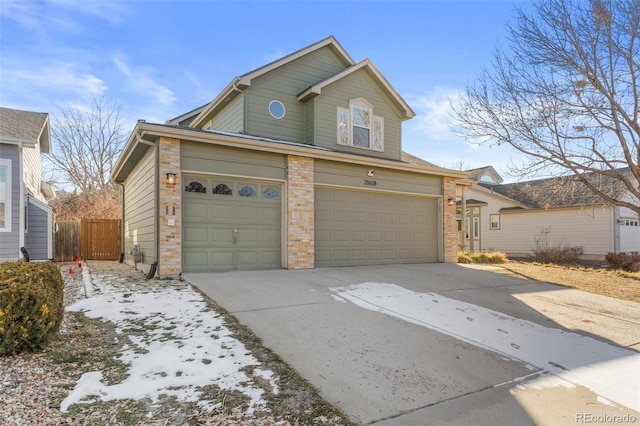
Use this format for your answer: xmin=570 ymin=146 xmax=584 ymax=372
xmin=54 ymin=219 xmax=122 ymax=261
xmin=54 ymin=221 xmax=80 ymax=261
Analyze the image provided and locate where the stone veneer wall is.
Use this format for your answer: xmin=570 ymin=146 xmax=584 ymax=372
xmin=287 ymin=155 xmax=315 ymax=269
xmin=158 ymin=137 xmax=182 ymax=277
xmin=443 ymin=177 xmax=458 ymax=263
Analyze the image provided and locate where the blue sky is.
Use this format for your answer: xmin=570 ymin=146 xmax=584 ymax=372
xmin=0 ymin=0 xmax=525 ymax=177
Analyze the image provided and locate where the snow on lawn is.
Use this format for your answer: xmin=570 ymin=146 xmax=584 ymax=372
xmin=60 ymin=270 xmax=277 ymax=413
xmin=330 ymin=282 xmax=640 ymax=412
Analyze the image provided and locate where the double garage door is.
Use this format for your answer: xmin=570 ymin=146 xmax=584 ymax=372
xmin=315 ymin=187 xmax=439 ymax=267
xmin=182 ymin=177 xmax=438 ymax=271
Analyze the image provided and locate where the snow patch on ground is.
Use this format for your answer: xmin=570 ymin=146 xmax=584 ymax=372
xmin=330 ymin=282 xmax=640 ymax=412
xmin=61 ymin=272 xmax=277 ymax=413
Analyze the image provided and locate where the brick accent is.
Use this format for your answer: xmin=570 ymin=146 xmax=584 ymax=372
xmin=443 ymin=177 xmax=458 ymax=263
xmin=287 ymin=155 xmax=315 ymax=269
xmin=158 ymin=137 xmax=182 ymax=277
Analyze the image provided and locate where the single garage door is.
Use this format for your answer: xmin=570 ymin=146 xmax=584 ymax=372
xmin=315 ymin=187 xmax=439 ymax=267
xmin=182 ymin=176 xmax=282 ymax=272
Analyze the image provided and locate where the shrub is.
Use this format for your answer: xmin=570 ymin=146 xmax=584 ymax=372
xmin=0 ymin=262 xmax=65 ymax=355
xmin=458 ymin=251 xmax=508 ymax=264
xmin=605 ymin=252 xmax=640 ymax=272
xmin=532 ymin=244 xmax=578 ymax=266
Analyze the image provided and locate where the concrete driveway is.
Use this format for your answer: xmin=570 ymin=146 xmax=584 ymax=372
xmin=184 ymin=263 xmax=640 ymax=425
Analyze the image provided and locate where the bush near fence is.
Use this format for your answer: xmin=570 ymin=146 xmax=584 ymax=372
xmin=0 ymin=262 xmax=64 ymax=355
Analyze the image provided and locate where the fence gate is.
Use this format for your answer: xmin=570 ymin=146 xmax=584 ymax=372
xmin=80 ymin=219 xmax=122 ymax=260
xmin=54 ymin=221 xmax=81 ymax=261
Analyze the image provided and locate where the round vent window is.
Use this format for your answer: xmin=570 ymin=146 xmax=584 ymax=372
xmin=268 ymin=100 xmax=285 ymax=119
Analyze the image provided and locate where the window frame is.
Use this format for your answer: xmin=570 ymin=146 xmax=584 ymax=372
xmin=490 ymin=214 xmax=500 ymax=230
xmin=0 ymin=159 xmax=11 ymax=232
xmin=337 ymin=98 xmax=384 ymax=152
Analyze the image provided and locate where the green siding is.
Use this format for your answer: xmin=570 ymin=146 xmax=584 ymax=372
xmin=315 ymin=160 xmax=442 ymax=196
xmin=181 ymin=142 xmax=286 ymax=180
xmin=205 ymin=93 xmax=244 ymax=133
xmin=124 ymin=147 xmax=156 ymax=265
xmin=303 ymin=99 xmax=315 ymax=144
xmin=311 ymin=70 xmax=403 ymax=161
xmin=244 ymin=46 xmax=349 ymax=143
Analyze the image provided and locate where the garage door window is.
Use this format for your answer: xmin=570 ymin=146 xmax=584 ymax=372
xmin=239 ymin=186 xmax=257 ymax=197
xmin=185 ymin=181 xmax=206 ymax=193
xmin=213 ymin=183 xmax=232 ymax=195
xmin=262 ymin=187 xmax=280 ymax=199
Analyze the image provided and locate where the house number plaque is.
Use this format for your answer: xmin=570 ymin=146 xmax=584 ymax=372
xmin=364 ymin=179 xmax=377 ymax=186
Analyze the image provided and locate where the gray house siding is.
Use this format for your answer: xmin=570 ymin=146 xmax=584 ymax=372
xmin=313 ymin=69 xmax=403 ymax=161
xmin=25 ymin=197 xmax=50 ymax=260
xmin=205 ymin=94 xmax=244 ymax=133
xmin=123 ymin=147 xmax=156 ymax=269
xmin=0 ymin=143 xmax=20 ymax=260
xmin=244 ymin=46 xmax=349 ymax=143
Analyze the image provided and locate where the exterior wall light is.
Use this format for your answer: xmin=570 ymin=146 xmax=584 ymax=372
xmin=166 ymin=173 xmax=177 ymax=185
xmin=367 ymin=169 xmax=375 ymax=177
xmin=447 ymin=198 xmax=456 ymax=207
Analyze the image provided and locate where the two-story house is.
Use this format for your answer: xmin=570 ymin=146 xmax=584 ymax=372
xmin=111 ymin=36 xmax=467 ymax=276
xmin=0 ymin=107 xmax=56 ymax=261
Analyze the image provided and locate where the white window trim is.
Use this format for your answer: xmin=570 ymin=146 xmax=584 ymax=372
xmin=490 ymin=214 xmax=500 ymax=230
xmin=0 ymin=158 xmax=11 ymax=232
xmin=336 ymin=98 xmax=384 ymax=152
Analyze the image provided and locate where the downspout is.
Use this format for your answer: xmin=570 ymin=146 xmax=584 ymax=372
xmin=116 ymin=181 xmax=125 ymax=262
xmin=136 ymin=135 xmax=160 ymax=277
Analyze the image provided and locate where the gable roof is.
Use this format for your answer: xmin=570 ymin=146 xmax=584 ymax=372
xmin=478 ymin=170 xmax=631 ymax=208
xmin=466 ymin=165 xmax=503 ymax=184
xmin=297 ymin=59 xmax=415 ymax=120
xmin=190 ymin=36 xmax=354 ymax=128
xmin=0 ymin=107 xmax=51 ymax=153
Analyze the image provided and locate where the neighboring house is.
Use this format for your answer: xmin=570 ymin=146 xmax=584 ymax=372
xmin=0 ymin=107 xmax=56 ymax=261
xmin=458 ymin=166 xmax=639 ymax=259
xmin=112 ymin=36 xmax=467 ymax=276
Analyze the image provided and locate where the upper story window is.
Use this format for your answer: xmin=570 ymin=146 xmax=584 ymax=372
xmin=337 ymin=98 xmax=384 ymax=152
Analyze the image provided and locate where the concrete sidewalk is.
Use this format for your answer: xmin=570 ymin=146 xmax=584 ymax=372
xmin=184 ymin=263 xmax=640 ymax=425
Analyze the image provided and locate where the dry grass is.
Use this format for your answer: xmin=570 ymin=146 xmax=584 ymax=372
xmin=498 ymin=262 xmax=640 ymax=303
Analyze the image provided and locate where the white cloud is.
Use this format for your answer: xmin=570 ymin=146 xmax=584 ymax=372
xmin=405 ymin=87 xmax=460 ymax=141
xmin=6 ymin=62 xmax=107 ymax=96
xmin=0 ymin=0 xmax=127 ymax=34
xmin=113 ymin=55 xmax=177 ymax=106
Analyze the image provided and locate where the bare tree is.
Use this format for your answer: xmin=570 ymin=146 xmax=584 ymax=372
xmin=46 ymin=97 xmax=126 ymax=219
xmin=49 ymin=97 xmax=127 ymax=193
xmin=452 ymin=0 xmax=640 ymax=215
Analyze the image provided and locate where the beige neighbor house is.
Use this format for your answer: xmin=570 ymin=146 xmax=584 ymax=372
xmin=458 ymin=166 xmax=640 ymax=260
xmin=111 ymin=36 xmax=468 ymax=277
xmin=0 ymin=107 xmax=56 ymax=261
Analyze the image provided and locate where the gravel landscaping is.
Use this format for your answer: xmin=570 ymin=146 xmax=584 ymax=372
xmin=0 ymin=261 xmax=350 ymax=426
